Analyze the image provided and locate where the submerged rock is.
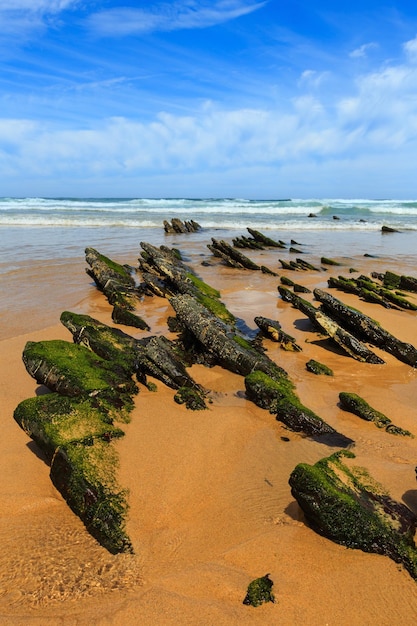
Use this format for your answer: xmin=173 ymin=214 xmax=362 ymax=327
xmin=289 ymin=450 xmax=417 ymax=580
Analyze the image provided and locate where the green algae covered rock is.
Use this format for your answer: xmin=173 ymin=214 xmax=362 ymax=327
xmin=22 ymin=339 xmax=138 ymax=410
xmin=306 ymin=359 xmax=333 ymax=376
xmin=245 ymin=370 xmax=352 ymax=444
xmin=174 ymin=386 xmax=207 ymax=410
xmin=85 ymin=247 xmax=138 ymax=309
xmin=289 ymin=450 xmax=417 ymax=580
xmin=111 ymin=304 xmax=150 ymax=330
xmin=50 ymin=439 xmax=132 ymax=554
xmin=14 ymin=394 xmax=125 ymax=461
xmin=61 ymin=311 xmax=140 ymax=377
xmin=243 ymin=574 xmax=275 ymax=607
xmin=339 ymin=392 xmax=413 ymax=437
xmin=17 ymin=336 xmax=138 ymax=553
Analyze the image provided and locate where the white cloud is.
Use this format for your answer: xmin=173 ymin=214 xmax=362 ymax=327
xmin=349 ymin=42 xmax=378 ymax=59
xmin=298 ymin=70 xmax=329 ymax=89
xmin=404 ymin=36 xmax=417 ymax=63
xmin=0 ymin=0 xmax=79 ymax=39
xmin=3 ymin=32 xmax=417 ymax=197
xmin=0 ymin=0 xmax=77 ymax=12
xmin=88 ymin=0 xmax=267 ymax=37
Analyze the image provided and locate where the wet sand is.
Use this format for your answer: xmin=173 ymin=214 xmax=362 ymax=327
xmin=1 ymin=230 xmax=417 ymax=624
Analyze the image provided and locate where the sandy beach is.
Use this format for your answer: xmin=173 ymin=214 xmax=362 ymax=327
xmin=1 ymin=227 xmax=417 ymax=625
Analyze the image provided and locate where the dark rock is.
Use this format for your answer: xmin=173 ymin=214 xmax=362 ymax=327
xmin=289 ymin=450 xmax=417 ymax=580
xmin=382 ymin=225 xmax=399 ymax=233
xmin=170 ymin=293 xmax=287 ymax=381
xmin=85 ymin=247 xmax=138 ymax=310
xmin=247 ymin=228 xmax=286 ymax=248
xmin=306 ymin=359 xmax=333 ymax=376
xmin=208 ymin=238 xmax=261 ymax=270
xmin=245 ymin=370 xmax=351 ymax=443
xmin=339 ymin=392 xmax=412 ymax=436
xmin=314 ymin=289 xmax=417 ymax=367
xmin=112 ymin=304 xmax=150 ymax=330
xmin=321 ymin=257 xmax=342 ymax=266
xmin=278 ymin=286 xmax=385 ymax=364
xmin=163 ymin=218 xmax=201 ymax=233
xmin=254 ymin=316 xmax=302 ymax=351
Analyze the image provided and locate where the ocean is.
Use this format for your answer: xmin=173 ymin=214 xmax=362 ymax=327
xmin=1 ymin=196 xmax=417 ymax=231
xmin=2 ymin=196 xmax=417 ymax=262
xmin=1 ymin=196 xmax=417 ymax=339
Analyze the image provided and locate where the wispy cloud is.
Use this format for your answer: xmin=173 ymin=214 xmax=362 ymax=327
xmin=0 ymin=0 xmax=79 ymax=39
xmin=349 ymin=42 xmax=378 ymax=59
xmin=88 ymin=0 xmax=267 ymax=37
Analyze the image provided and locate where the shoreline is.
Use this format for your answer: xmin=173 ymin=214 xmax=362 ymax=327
xmin=2 ymin=227 xmax=417 ymax=624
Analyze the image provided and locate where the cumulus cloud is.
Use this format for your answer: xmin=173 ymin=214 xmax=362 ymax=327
xmin=88 ymin=0 xmax=267 ymax=37
xmin=403 ymin=35 xmax=417 ymax=63
xmin=3 ymin=31 xmax=417 ymax=196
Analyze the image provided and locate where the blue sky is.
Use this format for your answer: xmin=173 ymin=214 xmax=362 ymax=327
xmin=1 ymin=1 xmax=417 ymax=198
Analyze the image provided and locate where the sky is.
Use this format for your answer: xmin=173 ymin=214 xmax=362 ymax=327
xmin=1 ymin=1 xmax=417 ymax=198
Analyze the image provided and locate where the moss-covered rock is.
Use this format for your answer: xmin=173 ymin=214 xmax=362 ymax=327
xmin=289 ymin=450 xmax=417 ymax=580
xmin=245 ymin=370 xmax=350 ymax=442
xmin=50 ymin=439 xmax=132 ymax=554
xmin=111 ymin=304 xmax=150 ymax=330
xmin=13 ymin=394 xmax=125 ymax=461
xmin=243 ymin=574 xmax=275 ymax=607
xmin=306 ymin=359 xmax=333 ymax=376
xmin=61 ymin=311 xmax=140 ymax=377
xmin=85 ymin=247 xmax=138 ymax=309
xmin=22 ymin=339 xmax=138 ymax=410
xmin=339 ymin=392 xmax=413 ymax=437
xmin=174 ymin=386 xmax=207 ymax=410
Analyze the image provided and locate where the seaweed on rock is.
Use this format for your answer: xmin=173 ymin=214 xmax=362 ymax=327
xmin=16 ymin=337 xmax=137 ymax=553
xmin=289 ymin=450 xmax=417 ymax=580
xmin=243 ymin=574 xmax=275 ymax=607
xmin=245 ymin=370 xmax=351 ymax=444
xmin=339 ymin=392 xmax=413 ymax=437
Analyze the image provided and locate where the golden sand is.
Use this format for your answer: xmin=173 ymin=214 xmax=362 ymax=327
xmin=1 ymin=239 xmax=417 ymax=625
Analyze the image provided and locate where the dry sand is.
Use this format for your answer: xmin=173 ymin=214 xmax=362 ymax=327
xmin=1 ymin=237 xmax=417 ymax=624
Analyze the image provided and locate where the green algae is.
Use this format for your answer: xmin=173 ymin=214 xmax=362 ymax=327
xmin=196 ymin=292 xmax=236 ymax=324
xmin=13 ymin=394 xmax=125 ymax=461
xmin=174 ymin=386 xmax=207 ymax=410
xmin=50 ymin=439 xmax=132 ymax=554
xmin=306 ymin=359 xmax=334 ymax=376
xmin=339 ymin=392 xmax=413 ymax=437
xmin=186 ymin=272 xmax=220 ymax=299
xmin=23 ymin=339 xmax=138 ymax=408
xmin=243 ymin=574 xmax=275 ymax=607
xmin=289 ymin=450 xmax=417 ymax=580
